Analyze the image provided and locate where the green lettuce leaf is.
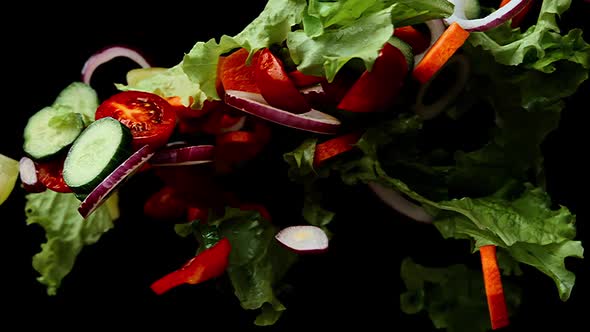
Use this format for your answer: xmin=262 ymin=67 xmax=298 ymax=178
xmin=25 ymin=190 xmax=119 ymax=295
xmin=400 ymin=257 xmax=521 ymax=332
xmin=205 ymin=207 xmax=297 ymax=326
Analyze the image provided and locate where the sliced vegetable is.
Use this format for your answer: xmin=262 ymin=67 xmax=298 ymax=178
xmin=219 ymin=48 xmax=260 ymax=93
xmin=144 ymin=186 xmax=189 ymax=221
xmin=36 ymin=154 xmax=73 ymax=194
xmin=78 ymin=144 xmax=154 ymax=218
xmin=187 ymin=206 xmax=210 ymax=223
xmin=480 ymin=245 xmax=510 ymax=330
xmin=95 ymin=91 xmax=177 ymax=150
xmin=412 ymin=22 xmax=470 ymax=84
xmin=394 ymin=25 xmax=431 ymax=55
xmin=53 ymin=82 xmax=100 ymax=126
xmin=200 ymin=108 xmax=247 ymax=135
xmin=0 ymin=154 xmax=19 ymax=205
xmin=82 ymin=45 xmax=151 ymax=85
xmin=126 ymin=67 xmax=167 ymax=86
xmin=288 ymin=70 xmax=325 ymax=88
xmin=215 ymin=131 xmax=265 ymax=164
xmin=63 ymin=117 xmax=132 ymax=199
xmin=255 ymin=48 xmax=310 ymax=114
xmin=224 ymin=90 xmax=341 ymax=135
xmin=337 ymin=42 xmax=409 ymax=113
xmin=500 ymin=0 xmax=535 ymax=28
xmin=445 ymin=0 xmax=531 ymax=32
xmin=275 ymin=225 xmax=329 ymax=254
xmin=150 ymin=237 xmax=231 ymax=295
xmin=313 ymin=132 xmax=362 ymax=167
xmin=367 ymin=182 xmax=433 ymax=223
xmin=150 ymin=145 xmax=215 ymax=167
xmin=19 ymin=156 xmax=46 ymax=193
xmin=23 ymin=106 xmax=85 ymax=160
xmin=413 ymin=54 xmax=470 ymax=120
xmin=414 ymin=19 xmax=446 ymax=65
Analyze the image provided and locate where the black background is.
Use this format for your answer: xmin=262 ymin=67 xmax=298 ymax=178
xmin=1 ymin=1 xmax=587 ymax=330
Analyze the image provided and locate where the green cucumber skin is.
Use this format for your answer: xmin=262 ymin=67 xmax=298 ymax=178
xmin=388 ymin=36 xmax=414 ymax=70
xmin=63 ymin=117 xmax=132 ymax=199
xmin=23 ymin=107 xmax=85 ymax=161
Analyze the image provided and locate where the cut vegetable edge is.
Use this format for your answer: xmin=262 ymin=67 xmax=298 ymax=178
xmin=150 ymin=145 xmax=215 ymax=167
xmin=63 ymin=117 xmax=133 ymax=198
xmin=82 ymin=45 xmax=151 ymax=85
xmin=78 ymin=144 xmax=154 ymax=219
xmin=368 ymin=182 xmax=433 ymax=223
xmin=224 ymin=90 xmax=341 ymax=135
xmin=275 ymin=225 xmax=329 ymax=254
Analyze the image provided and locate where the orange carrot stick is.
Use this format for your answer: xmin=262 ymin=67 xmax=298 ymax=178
xmin=480 ymin=245 xmax=509 ymax=330
xmin=412 ymin=22 xmax=470 ymax=84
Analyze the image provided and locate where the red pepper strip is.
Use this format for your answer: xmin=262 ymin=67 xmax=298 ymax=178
xmin=337 ymin=42 xmax=409 ymax=112
xmin=255 ymin=48 xmax=310 ymax=114
xmin=287 ymin=70 xmax=326 ymax=88
xmin=143 ymin=186 xmax=188 ymax=222
xmin=394 ymin=26 xmax=430 ymax=55
xmin=186 ymin=206 xmax=210 ymax=223
xmin=313 ymin=132 xmax=362 ymax=167
xmin=200 ymin=107 xmax=245 ymax=135
xmin=151 ymin=237 xmax=231 ymax=295
xmin=480 ymin=245 xmax=510 ymax=330
xmin=219 ymin=48 xmax=260 ymax=93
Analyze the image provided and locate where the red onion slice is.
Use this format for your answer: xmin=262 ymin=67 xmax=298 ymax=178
xmin=413 ymin=54 xmax=470 ymax=120
xmin=224 ymin=90 xmax=341 ymax=135
xmin=19 ymin=156 xmax=46 ymax=193
xmin=275 ymin=225 xmax=329 ymax=254
xmin=150 ymin=145 xmax=215 ymax=167
xmin=368 ymin=182 xmax=433 ymax=223
xmin=414 ymin=20 xmax=446 ymax=65
xmin=219 ymin=115 xmax=247 ymax=134
xmin=445 ymin=0 xmax=530 ymax=32
xmin=79 ymin=145 xmax=154 ymax=218
xmin=81 ymin=45 xmax=151 ymax=85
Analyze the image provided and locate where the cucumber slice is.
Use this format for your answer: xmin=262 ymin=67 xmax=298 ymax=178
xmin=54 ymin=82 xmax=100 ymax=126
xmin=388 ymin=36 xmax=414 ymax=70
xmin=63 ymin=117 xmax=132 ymax=199
xmin=23 ymin=106 xmax=85 ymax=160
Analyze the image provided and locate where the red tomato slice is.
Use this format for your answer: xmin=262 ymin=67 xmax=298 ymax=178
xmin=95 ymin=91 xmax=176 ymax=150
xmin=219 ymin=48 xmax=260 ymax=93
xmin=143 ymin=186 xmax=188 ymax=221
xmin=36 ymin=155 xmax=72 ymax=193
xmin=337 ymin=43 xmax=409 ymax=112
xmin=255 ymin=48 xmax=310 ymax=114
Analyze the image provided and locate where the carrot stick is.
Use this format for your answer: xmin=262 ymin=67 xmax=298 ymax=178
xmin=480 ymin=245 xmax=509 ymax=330
xmin=412 ymin=22 xmax=470 ymax=84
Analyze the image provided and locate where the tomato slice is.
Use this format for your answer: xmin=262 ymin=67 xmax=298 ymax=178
xmin=255 ymin=48 xmax=310 ymax=114
xmin=36 ymin=154 xmax=72 ymax=193
xmin=219 ymin=48 xmax=260 ymax=93
xmin=337 ymin=43 xmax=409 ymax=112
xmin=95 ymin=91 xmax=176 ymax=150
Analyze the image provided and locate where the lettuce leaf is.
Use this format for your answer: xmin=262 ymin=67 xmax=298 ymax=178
xmin=25 ymin=190 xmax=119 ymax=295
xmin=400 ymin=258 xmax=521 ymax=332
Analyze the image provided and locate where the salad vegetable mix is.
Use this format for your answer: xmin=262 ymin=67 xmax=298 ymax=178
xmin=1 ymin=0 xmax=588 ymax=330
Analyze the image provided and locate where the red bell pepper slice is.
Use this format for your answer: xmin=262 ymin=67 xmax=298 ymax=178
xmin=337 ymin=42 xmax=409 ymax=112
xmin=288 ymin=70 xmax=326 ymax=88
xmin=255 ymin=48 xmax=311 ymax=114
xmin=150 ymin=237 xmax=232 ymax=295
xmin=313 ymin=132 xmax=362 ymax=167
xmin=394 ymin=26 xmax=430 ymax=55
xmin=219 ymin=48 xmax=260 ymax=93
xmin=143 ymin=186 xmax=188 ymax=221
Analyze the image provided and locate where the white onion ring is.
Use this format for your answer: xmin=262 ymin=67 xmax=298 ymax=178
xmin=368 ymin=182 xmax=433 ymax=223
xmin=445 ymin=0 xmax=530 ymax=32
xmin=413 ymin=54 xmax=470 ymax=120
xmin=81 ymin=45 xmax=151 ymax=85
xmin=414 ymin=20 xmax=446 ymax=65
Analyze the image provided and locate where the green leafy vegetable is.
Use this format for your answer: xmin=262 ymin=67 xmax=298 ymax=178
xmin=25 ymin=190 xmax=119 ymax=295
